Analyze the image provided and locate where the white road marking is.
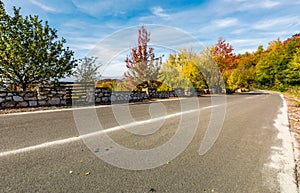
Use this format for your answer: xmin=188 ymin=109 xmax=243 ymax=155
xmin=0 ymin=105 xmax=106 ymax=117
xmin=0 ymin=105 xmax=217 ymax=158
xmin=0 ymin=98 xmax=189 ymax=117
xmin=0 ymin=106 xmax=102 ymax=117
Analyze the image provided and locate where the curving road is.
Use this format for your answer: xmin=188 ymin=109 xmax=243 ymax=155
xmin=0 ymin=92 xmax=297 ymax=193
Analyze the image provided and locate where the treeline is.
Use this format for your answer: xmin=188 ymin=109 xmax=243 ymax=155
xmin=253 ymin=35 xmax=300 ymax=90
xmin=159 ymin=35 xmax=300 ymax=92
xmin=115 ymin=32 xmax=300 ymax=92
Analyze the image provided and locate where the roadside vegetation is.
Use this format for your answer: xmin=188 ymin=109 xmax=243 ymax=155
xmin=101 ymin=24 xmax=300 ymax=94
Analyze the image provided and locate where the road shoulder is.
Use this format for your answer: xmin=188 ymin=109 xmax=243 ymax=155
xmin=285 ymin=93 xmax=300 ymax=191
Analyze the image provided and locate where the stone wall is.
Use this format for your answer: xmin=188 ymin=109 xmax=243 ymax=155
xmin=94 ymin=88 xmax=149 ymax=104
xmin=38 ymin=86 xmax=67 ymax=106
xmin=0 ymin=85 xmax=209 ymax=109
xmin=148 ymin=89 xmax=176 ymax=98
xmin=0 ymin=87 xmax=66 ymax=109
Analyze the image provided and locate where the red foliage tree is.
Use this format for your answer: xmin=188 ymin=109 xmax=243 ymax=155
xmin=283 ymin=33 xmax=300 ymax=46
xmin=209 ymin=37 xmax=238 ymax=91
xmin=124 ymin=25 xmax=162 ymax=90
xmin=213 ymin=37 xmax=238 ymax=74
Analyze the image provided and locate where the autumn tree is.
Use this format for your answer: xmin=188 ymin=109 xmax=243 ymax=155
xmin=182 ymin=61 xmax=207 ymax=89
xmin=159 ymin=49 xmax=207 ymax=90
xmin=227 ymin=69 xmax=247 ymax=91
xmin=124 ymin=25 xmax=162 ymax=90
xmin=158 ymin=53 xmax=188 ymax=89
xmin=210 ymin=38 xmax=238 ymax=91
xmin=179 ymin=49 xmax=207 ymax=89
xmin=283 ymin=34 xmax=300 ymax=48
xmin=214 ymin=38 xmax=238 ymax=74
xmin=0 ymin=2 xmax=76 ymax=91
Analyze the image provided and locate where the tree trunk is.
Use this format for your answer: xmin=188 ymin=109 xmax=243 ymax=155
xmin=22 ymin=83 xmax=27 ymax=91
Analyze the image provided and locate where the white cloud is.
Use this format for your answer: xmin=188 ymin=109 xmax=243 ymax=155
xmin=214 ymin=17 xmax=239 ymax=28
xmin=151 ymin=6 xmax=170 ymax=19
xmin=229 ymin=38 xmax=266 ymax=46
xmin=71 ymin=0 xmax=132 ymax=18
xmin=139 ymin=7 xmax=171 ymax=23
xmin=261 ymin=0 xmax=280 ymax=8
xmin=222 ymin=0 xmax=281 ymax=10
xmin=253 ymin=16 xmax=300 ymax=30
xmin=230 ymin=28 xmax=248 ymax=35
xmin=227 ymin=38 xmax=268 ymax=54
xmin=68 ymin=42 xmax=97 ymax=51
xmin=29 ymin=0 xmax=56 ymax=12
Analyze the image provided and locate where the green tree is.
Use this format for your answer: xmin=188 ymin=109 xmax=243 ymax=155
xmin=0 ymin=1 xmax=6 ymax=21
xmin=283 ymin=34 xmax=300 ymax=60
xmin=0 ymin=2 xmax=76 ymax=91
xmin=285 ymin=49 xmax=300 ymax=86
xmin=74 ymin=56 xmax=102 ymax=83
xmin=227 ymin=69 xmax=247 ymax=91
xmin=234 ymin=51 xmax=258 ymax=88
xmin=252 ymin=35 xmax=300 ymax=89
xmin=255 ymin=39 xmax=285 ymax=88
xmin=282 ymin=35 xmax=300 ymax=86
xmin=202 ymin=45 xmax=225 ymax=92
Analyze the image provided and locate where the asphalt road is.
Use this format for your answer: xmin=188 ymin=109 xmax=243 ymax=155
xmin=0 ymin=92 xmax=297 ymax=193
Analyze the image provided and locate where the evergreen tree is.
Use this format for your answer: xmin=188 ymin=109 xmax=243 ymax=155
xmin=0 ymin=2 xmax=76 ymax=91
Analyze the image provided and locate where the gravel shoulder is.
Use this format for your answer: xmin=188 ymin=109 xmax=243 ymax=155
xmin=0 ymin=105 xmax=71 ymax=114
xmin=285 ymin=93 xmax=300 ymax=188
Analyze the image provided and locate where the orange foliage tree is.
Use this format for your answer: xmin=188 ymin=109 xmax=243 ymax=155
xmin=124 ymin=25 xmax=162 ymax=90
xmin=211 ymin=37 xmax=238 ymax=90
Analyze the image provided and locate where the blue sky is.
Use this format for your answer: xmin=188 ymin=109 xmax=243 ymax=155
xmin=2 ymin=0 xmax=300 ymax=78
